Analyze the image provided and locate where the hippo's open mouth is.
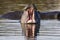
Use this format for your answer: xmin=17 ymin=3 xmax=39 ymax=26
xmin=26 ymin=13 xmax=36 ymax=23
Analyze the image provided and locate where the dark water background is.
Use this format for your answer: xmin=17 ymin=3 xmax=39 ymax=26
xmin=0 ymin=19 xmax=60 ymax=40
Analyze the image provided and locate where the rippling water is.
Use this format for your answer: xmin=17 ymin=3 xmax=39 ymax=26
xmin=0 ymin=19 xmax=60 ymax=40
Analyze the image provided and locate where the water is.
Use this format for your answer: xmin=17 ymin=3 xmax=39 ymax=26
xmin=0 ymin=19 xmax=60 ymax=40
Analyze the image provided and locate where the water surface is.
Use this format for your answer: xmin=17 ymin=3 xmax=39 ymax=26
xmin=0 ymin=20 xmax=60 ymax=40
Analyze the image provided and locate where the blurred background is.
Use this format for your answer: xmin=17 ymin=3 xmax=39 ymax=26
xmin=0 ymin=0 xmax=60 ymax=20
xmin=0 ymin=0 xmax=59 ymax=14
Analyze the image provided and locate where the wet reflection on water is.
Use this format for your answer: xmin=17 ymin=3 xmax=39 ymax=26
xmin=21 ymin=23 xmax=40 ymax=40
xmin=25 ymin=37 xmax=37 ymax=40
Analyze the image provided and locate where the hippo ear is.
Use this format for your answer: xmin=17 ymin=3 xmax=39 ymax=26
xmin=1 ymin=11 xmax=23 ymax=20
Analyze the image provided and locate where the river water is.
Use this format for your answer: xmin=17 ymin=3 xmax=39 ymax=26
xmin=0 ymin=19 xmax=60 ymax=40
